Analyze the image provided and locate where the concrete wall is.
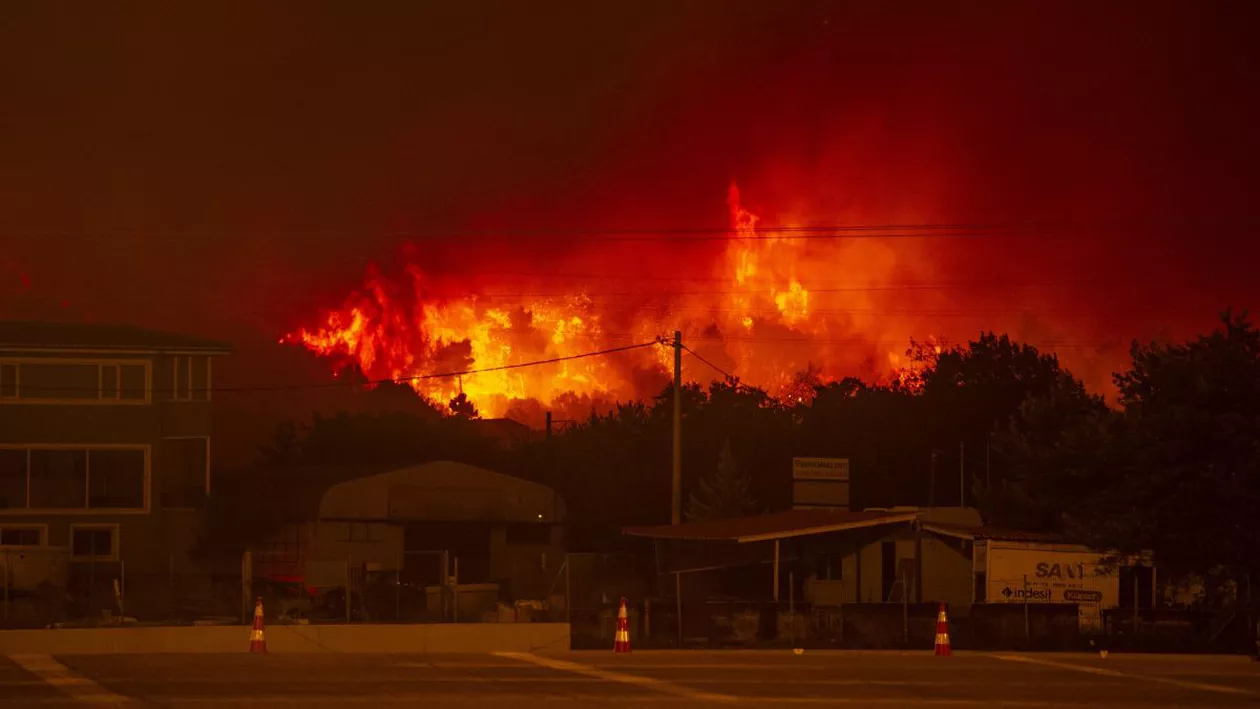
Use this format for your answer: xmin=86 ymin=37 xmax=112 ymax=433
xmin=0 ymin=622 xmax=571 ymax=654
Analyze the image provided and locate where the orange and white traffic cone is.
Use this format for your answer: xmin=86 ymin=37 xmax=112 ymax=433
xmin=934 ymin=602 xmax=951 ymax=657
xmin=249 ymin=597 xmax=267 ymax=653
xmin=613 ymin=597 xmax=631 ymax=653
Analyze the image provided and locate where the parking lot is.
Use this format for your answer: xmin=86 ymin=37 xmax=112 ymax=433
xmin=3 ymin=650 xmax=1257 ymax=707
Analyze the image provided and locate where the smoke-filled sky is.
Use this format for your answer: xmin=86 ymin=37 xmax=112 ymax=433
xmin=2 ymin=1 xmax=1258 ymax=466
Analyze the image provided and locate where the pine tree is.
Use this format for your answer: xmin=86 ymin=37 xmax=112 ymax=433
xmin=447 ymin=392 xmax=480 ymax=419
xmin=686 ymin=438 xmax=757 ymax=521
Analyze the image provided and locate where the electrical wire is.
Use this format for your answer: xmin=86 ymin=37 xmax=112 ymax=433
xmin=6 ymin=217 xmax=1243 ymax=244
xmin=679 ymin=344 xmax=739 ymax=383
xmin=0 ymin=222 xmax=1123 ymax=245
xmin=217 ymin=339 xmax=663 ymax=393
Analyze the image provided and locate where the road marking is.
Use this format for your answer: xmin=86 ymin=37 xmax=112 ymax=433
xmin=734 ymin=700 xmax=1052 ymax=706
xmin=588 ymin=662 xmax=833 ymax=670
xmin=494 ymin=651 xmax=736 ymax=702
xmin=8 ymin=654 xmax=132 ymax=705
xmin=394 ymin=661 xmax=560 ymax=669
xmin=125 ymin=694 xmax=1057 ymax=707
xmin=994 ymin=654 xmax=1255 ymax=697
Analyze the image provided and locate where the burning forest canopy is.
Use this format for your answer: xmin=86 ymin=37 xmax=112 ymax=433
xmin=283 ymin=183 xmax=1180 ymax=427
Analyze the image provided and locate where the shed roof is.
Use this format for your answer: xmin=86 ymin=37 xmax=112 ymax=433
xmin=320 ymin=461 xmax=564 ymax=523
xmin=921 ymin=522 xmax=1068 ymax=544
xmin=622 ymin=509 xmax=917 ymax=543
xmin=0 ymin=321 xmax=233 ymax=354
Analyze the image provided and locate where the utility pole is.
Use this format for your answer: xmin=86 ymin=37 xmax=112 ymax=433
xmin=960 ymin=441 xmax=965 ymax=508
xmin=985 ymin=436 xmax=991 ymax=491
xmin=928 ymin=450 xmax=937 ymax=508
xmin=672 ymin=330 xmax=683 ymax=525
xmin=546 ymin=410 xmax=556 ymax=524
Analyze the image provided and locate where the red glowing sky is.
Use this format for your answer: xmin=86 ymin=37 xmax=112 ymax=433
xmin=1 ymin=1 xmax=1258 ymax=465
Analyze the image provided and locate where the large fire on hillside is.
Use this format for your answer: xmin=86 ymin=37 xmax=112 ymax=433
xmin=283 ymin=184 xmax=973 ymax=425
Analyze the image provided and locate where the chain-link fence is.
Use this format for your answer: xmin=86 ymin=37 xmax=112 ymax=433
xmin=564 ymin=553 xmax=648 ymax=647
xmin=0 ymin=547 xmax=575 ymax=628
xmin=0 ymin=549 xmax=245 ymax=629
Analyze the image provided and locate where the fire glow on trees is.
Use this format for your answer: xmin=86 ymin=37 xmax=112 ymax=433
xmin=284 ymin=183 xmax=945 ymax=424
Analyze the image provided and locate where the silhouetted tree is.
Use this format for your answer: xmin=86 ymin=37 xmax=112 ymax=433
xmin=364 ymin=381 xmax=444 ymax=420
xmin=687 ymin=438 xmax=757 ymax=521
xmin=917 ymin=332 xmax=1086 ymax=506
xmin=448 ymin=392 xmax=480 ymax=419
xmin=780 ymin=363 xmax=824 ymax=405
xmin=797 ymin=379 xmax=923 ymax=508
xmin=1074 ymin=310 xmax=1260 ymax=575
xmin=982 ymin=373 xmax=1114 ymax=532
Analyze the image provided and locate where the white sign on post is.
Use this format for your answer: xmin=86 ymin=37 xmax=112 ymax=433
xmin=792 ymin=458 xmax=850 ymax=481
xmin=792 ymin=458 xmax=850 ymax=510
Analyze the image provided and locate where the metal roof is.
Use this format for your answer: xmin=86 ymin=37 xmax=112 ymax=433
xmin=0 ymin=321 xmax=233 ymax=354
xmin=622 ymin=509 xmax=918 ymax=543
xmin=921 ymin=522 xmax=1069 ymax=544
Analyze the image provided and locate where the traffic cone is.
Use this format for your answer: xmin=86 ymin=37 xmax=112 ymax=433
xmin=934 ymin=602 xmax=951 ymax=656
xmin=249 ymin=597 xmax=267 ymax=653
xmin=613 ymin=597 xmax=631 ymax=653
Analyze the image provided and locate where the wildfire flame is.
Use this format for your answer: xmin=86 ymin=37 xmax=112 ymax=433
xmin=284 ymin=183 xmax=937 ymax=424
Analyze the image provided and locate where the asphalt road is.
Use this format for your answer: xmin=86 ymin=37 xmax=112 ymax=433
xmin=2 ymin=650 xmax=1258 ymax=708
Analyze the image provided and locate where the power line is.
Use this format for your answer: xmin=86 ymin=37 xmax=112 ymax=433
xmin=435 ymin=282 xmax=1251 ymax=299
xmin=553 ymin=332 xmax=1130 ymax=348
xmin=473 ymin=285 xmax=1077 ymax=299
xmin=680 ymin=344 xmax=738 ymax=383
xmin=463 ymin=301 xmax=1208 ymax=318
xmin=0 ymin=223 xmax=1067 ymax=245
xmin=685 ymin=335 xmax=1124 ymax=347
xmin=6 ymin=217 xmax=1249 ymax=243
xmin=219 ymin=340 xmax=662 ymax=393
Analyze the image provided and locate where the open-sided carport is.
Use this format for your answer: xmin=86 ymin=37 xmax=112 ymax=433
xmin=622 ymin=508 xmax=926 ymax=645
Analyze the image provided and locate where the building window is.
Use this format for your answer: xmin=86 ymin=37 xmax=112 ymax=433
xmin=0 ymin=525 xmax=44 ymax=546
xmin=171 ymin=356 xmax=209 ymax=401
xmin=29 ymin=449 xmax=88 ymax=508
xmin=20 ymin=363 xmax=99 ymax=400
xmin=100 ymin=365 xmax=119 ymax=399
xmin=818 ymin=553 xmax=845 ymax=581
xmin=161 ymin=438 xmax=208 ymax=509
xmin=0 ymin=360 xmax=149 ymax=403
xmin=193 ymin=357 xmax=209 ymax=400
xmin=70 ymin=524 xmax=118 ymax=561
xmin=88 ymin=449 xmax=147 ymax=509
xmin=119 ymin=364 xmax=146 ymax=400
xmin=336 ymin=522 xmax=385 ymax=543
xmin=0 ymin=364 xmax=16 ymax=398
xmin=0 ymin=446 xmax=148 ymax=512
xmin=0 ymin=450 xmax=26 ymax=509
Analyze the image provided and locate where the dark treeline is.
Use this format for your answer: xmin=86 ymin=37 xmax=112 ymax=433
xmin=217 ymin=310 xmax=1260 ymax=588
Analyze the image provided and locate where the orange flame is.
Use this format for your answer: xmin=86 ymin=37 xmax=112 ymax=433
xmin=285 ymin=184 xmax=935 ymax=422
